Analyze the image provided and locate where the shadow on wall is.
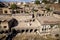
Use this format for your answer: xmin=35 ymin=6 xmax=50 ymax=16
xmin=8 ymin=18 xmax=18 ymax=28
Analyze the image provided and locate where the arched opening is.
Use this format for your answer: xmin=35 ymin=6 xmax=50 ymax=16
xmin=39 ymin=14 xmax=41 ymax=16
xmin=4 ymin=10 xmax=8 ymax=13
xmin=11 ymin=10 xmax=15 ymax=14
xmin=45 ymin=28 xmax=46 ymax=30
xmin=0 ymin=30 xmax=4 ymax=34
xmin=5 ymin=30 xmax=8 ymax=33
xmin=33 ymin=19 xmax=35 ymax=22
xmin=42 ymin=28 xmax=44 ymax=31
xmin=55 ymin=34 xmax=59 ymax=37
xmin=32 ymin=14 xmax=34 ymax=18
xmin=34 ymin=29 xmax=37 ymax=32
xmin=56 ymin=39 xmax=59 ymax=40
xmin=42 ymin=14 xmax=44 ymax=16
xmin=26 ymin=29 xmax=29 ymax=32
xmin=30 ymin=29 xmax=33 ymax=32
xmin=4 ymin=26 xmax=7 ymax=28
xmin=21 ymin=30 xmax=25 ymax=33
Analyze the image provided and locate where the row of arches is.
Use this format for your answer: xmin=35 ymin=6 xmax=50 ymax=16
xmin=15 ymin=29 xmax=38 ymax=33
xmin=0 ymin=29 xmax=38 ymax=34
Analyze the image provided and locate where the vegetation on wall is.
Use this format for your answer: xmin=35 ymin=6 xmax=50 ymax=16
xmin=35 ymin=0 xmax=40 ymax=4
xmin=42 ymin=0 xmax=50 ymax=4
xmin=42 ymin=0 xmax=56 ymax=4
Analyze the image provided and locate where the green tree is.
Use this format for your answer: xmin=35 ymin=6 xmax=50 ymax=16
xmin=35 ymin=0 xmax=40 ymax=4
xmin=42 ymin=0 xmax=48 ymax=4
xmin=10 ymin=4 xmax=17 ymax=10
xmin=42 ymin=0 xmax=57 ymax=4
xmin=10 ymin=4 xmax=18 ymax=14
